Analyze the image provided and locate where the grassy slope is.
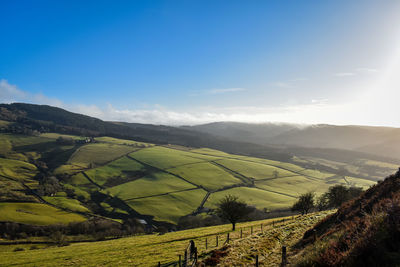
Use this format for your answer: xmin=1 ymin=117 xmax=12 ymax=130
xmin=0 ymin=132 xmax=378 ymax=225
xmin=0 ymin=158 xmax=37 ymax=181
xmin=0 ymin=212 xmax=332 ymax=266
xmin=105 ymin=171 xmax=196 ymax=200
xmin=68 ymin=143 xmax=137 ymax=168
xmin=84 ymin=156 xmax=147 ymax=186
xmin=202 ymin=211 xmax=335 ymax=266
xmin=168 ymin=162 xmax=242 ymax=191
xmin=0 ymin=203 xmax=86 ymax=225
xmin=292 ymin=171 xmax=400 ymax=266
xmin=207 ymin=187 xmax=295 ymax=210
xmin=42 ymin=197 xmax=90 ymax=213
xmin=126 ymin=188 xmax=207 ymax=223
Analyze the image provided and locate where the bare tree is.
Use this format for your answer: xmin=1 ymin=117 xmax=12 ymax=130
xmin=216 ymin=195 xmax=252 ymax=230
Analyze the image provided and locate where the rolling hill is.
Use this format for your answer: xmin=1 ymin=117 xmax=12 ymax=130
xmin=0 ymin=131 xmax=379 ymax=227
xmin=184 ymin=122 xmax=400 ymax=161
xmin=0 ymin=103 xmax=397 ymax=228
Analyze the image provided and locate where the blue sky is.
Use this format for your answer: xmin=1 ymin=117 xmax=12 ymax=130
xmin=1 ymin=0 xmax=400 ymax=125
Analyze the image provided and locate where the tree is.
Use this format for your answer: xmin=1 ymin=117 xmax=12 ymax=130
xmin=327 ymin=185 xmax=363 ymax=208
xmin=292 ymin=192 xmax=315 ymax=215
xmin=316 ymin=193 xmax=329 ymax=211
xmin=216 ymin=195 xmax=252 ymax=230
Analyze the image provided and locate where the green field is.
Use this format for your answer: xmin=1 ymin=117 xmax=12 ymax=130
xmin=298 ymin=169 xmax=335 ymax=179
xmin=215 ymin=158 xmax=295 ymax=180
xmin=127 ymin=188 xmax=207 ymax=223
xmin=84 ymin=156 xmax=147 ymax=186
xmin=0 ymin=211 xmax=333 ymax=266
xmin=0 ymin=203 xmax=86 ymax=225
xmin=42 ymin=197 xmax=90 ymax=213
xmin=168 ymin=162 xmax=242 ymax=191
xmin=0 ymin=158 xmax=37 ymax=181
xmin=95 ymin=136 xmax=152 ymax=147
xmin=255 ymin=176 xmax=331 ymax=197
xmin=68 ymin=143 xmax=137 ymax=168
xmin=105 ymin=171 xmax=196 ymax=200
xmin=206 ymin=187 xmax=295 ymax=211
xmin=129 ymin=146 xmax=212 ymax=169
xmin=0 ymin=132 xmax=378 ymax=226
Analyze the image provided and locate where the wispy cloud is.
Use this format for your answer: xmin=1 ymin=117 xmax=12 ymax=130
xmin=333 ymin=68 xmax=378 ymax=78
xmin=189 ymin=87 xmax=246 ymax=96
xmin=206 ymin=88 xmax=246 ymax=95
xmin=0 ymin=79 xmax=27 ymax=102
xmin=270 ymin=82 xmax=293 ymax=88
xmin=1 ymin=77 xmax=399 ymax=127
xmin=356 ymin=68 xmax=379 ymax=73
xmin=311 ymin=98 xmax=328 ymax=105
xmin=0 ymin=79 xmax=63 ymax=107
xmin=333 ymin=72 xmax=356 ymax=77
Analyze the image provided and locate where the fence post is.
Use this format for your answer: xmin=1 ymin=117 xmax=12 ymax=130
xmin=158 ymin=262 xmax=161 ymax=267
xmin=184 ymin=250 xmax=187 ymax=267
xmin=216 ymin=235 xmax=218 ymax=247
xmin=240 ymin=228 xmax=243 ymax=238
xmin=255 ymin=255 xmax=259 ymax=267
xmin=205 ymin=237 xmax=208 ymax=249
xmin=281 ymin=246 xmax=287 ymax=267
xmin=179 ymin=255 xmax=181 ymax=267
xmin=227 ymin=232 xmax=230 ymax=243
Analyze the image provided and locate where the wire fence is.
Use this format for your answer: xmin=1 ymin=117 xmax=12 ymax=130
xmin=157 ymin=216 xmax=297 ymax=266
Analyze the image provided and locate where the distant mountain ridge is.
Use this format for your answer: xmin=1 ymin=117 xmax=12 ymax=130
xmin=1 ymin=103 xmax=400 ymax=165
xmin=184 ymin=122 xmax=400 ymax=160
xmin=0 ymin=103 xmax=291 ymax=161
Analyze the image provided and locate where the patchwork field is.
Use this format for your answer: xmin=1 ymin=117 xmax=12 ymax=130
xmin=0 ymin=133 xmax=378 ymax=226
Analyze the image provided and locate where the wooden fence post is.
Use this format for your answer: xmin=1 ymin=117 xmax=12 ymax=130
xmin=255 ymin=255 xmax=259 ymax=267
xmin=216 ymin=235 xmax=218 ymax=247
xmin=281 ymin=246 xmax=287 ymax=267
xmin=179 ymin=255 xmax=181 ymax=267
xmin=227 ymin=232 xmax=230 ymax=243
xmin=158 ymin=261 xmax=161 ymax=267
xmin=240 ymin=228 xmax=243 ymax=238
xmin=184 ymin=250 xmax=188 ymax=267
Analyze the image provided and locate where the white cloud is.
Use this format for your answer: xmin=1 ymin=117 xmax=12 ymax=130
xmin=206 ymin=88 xmax=246 ymax=95
xmin=356 ymin=68 xmax=379 ymax=73
xmin=189 ymin=87 xmax=246 ymax=96
xmin=270 ymin=82 xmax=293 ymax=88
xmin=1 ymin=73 xmax=400 ymax=127
xmin=333 ymin=72 xmax=356 ymax=77
xmin=0 ymin=79 xmax=63 ymax=107
xmin=0 ymin=79 xmax=27 ymax=102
